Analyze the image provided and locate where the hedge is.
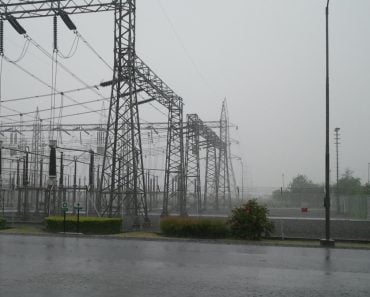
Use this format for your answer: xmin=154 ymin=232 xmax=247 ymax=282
xmin=45 ymin=216 xmax=122 ymax=234
xmin=0 ymin=217 xmax=6 ymax=229
xmin=160 ymin=217 xmax=229 ymax=239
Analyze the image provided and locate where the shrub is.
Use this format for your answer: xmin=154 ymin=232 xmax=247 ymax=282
xmin=228 ymin=200 xmax=274 ymax=240
xmin=160 ymin=217 xmax=229 ymax=239
xmin=0 ymin=217 xmax=6 ymax=229
xmin=45 ymin=216 xmax=122 ymax=234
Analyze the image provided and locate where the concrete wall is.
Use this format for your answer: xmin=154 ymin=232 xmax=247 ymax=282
xmin=271 ymin=217 xmax=370 ymax=241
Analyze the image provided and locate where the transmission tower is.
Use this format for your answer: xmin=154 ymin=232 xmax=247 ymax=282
xmin=224 ymin=101 xmax=238 ymax=199
xmin=204 ymin=136 xmax=219 ymax=210
xmin=185 ymin=114 xmax=201 ymax=213
xmin=99 ymin=0 xmax=148 ymax=224
xmin=217 ymin=100 xmax=231 ymax=208
xmin=185 ymin=113 xmax=224 ymax=212
xmin=0 ymin=0 xmax=149 ymax=224
xmin=134 ymin=56 xmax=186 ymax=217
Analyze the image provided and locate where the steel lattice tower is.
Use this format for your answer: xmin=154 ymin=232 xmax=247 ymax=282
xmin=134 ymin=57 xmax=186 ymax=217
xmin=217 ymin=100 xmax=231 ymax=208
xmin=99 ymin=0 xmax=148 ymax=223
xmin=225 ymin=101 xmax=238 ymax=199
xmin=185 ymin=114 xmax=201 ymax=213
xmin=204 ymin=138 xmax=219 ymax=210
xmin=0 ymin=0 xmax=200 ymax=220
xmin=31 ymin=108 xmax=42 ymax=186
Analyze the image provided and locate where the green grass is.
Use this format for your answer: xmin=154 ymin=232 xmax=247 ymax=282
xmin=0 ymin=226 xmax=46 ymax=234
xmin=113 ymin=232 xmax=162 ymax=239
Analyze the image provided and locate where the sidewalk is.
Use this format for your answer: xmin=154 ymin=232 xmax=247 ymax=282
xmin=1 ymin=225 xmax=370 ymax=250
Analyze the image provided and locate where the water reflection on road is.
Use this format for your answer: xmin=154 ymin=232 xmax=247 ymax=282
xmin=0 ymin=235 xmax=369 ymax=297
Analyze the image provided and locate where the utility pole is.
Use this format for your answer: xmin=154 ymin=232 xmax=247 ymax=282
xmin=321 ymin=0 xmax=335 ymax=247
xmin=48 ymin=140 xmax=57 ymax=215
xmin=58 ymin=152 xmax=64 ymax=215
xmin=73 ymin=156 xmax=77 ymax=215
xmin=241 ymin=159 xmax=244 ymax=201
xmin=23 ymin=148 xmax=29 ymax=220
xmin=89 ymin=150 xmax=94 ymax=216
xmin=334 ymin=127 xmax=340 ymax=214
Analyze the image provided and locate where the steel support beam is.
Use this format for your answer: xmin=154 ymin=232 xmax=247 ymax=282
xmin=134 ymin=56 xmax=186 ymax=216
xmin=0 ymin=1 xmax=114 ymax=19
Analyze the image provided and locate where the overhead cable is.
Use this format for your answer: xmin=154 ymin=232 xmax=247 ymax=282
xmin=3 ymin=55 xmax=107 ymax=116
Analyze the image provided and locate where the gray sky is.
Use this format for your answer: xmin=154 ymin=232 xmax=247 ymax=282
xmin=2 ymin=0 xmax=370 ymax=188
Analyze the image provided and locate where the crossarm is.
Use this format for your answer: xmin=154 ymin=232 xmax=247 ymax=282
xmin=187 ymin=114 xmax=224 ymax=149
xmin=134 ymin=55 xmax=182 ymax=110
xmin=0 ymin=0 xmax=115 ymax=19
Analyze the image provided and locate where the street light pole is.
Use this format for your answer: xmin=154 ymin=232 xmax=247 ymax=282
xmin=321 ymin=0 xmax=335 ymax=247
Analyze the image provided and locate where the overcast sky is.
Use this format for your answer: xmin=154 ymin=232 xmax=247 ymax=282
xmin=2 ymin=0 xmax=370 ymax=189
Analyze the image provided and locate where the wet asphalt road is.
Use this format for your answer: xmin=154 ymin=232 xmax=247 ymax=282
xmin=0 ymin=235 xmax=369 ymax=297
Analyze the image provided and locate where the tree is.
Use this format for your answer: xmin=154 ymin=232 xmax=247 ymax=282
xmin=271 ymin=174 xmax=323 ymax=207
xmin=336 ymin=169 xmax=363 ymax=195
xmin=289 ymin=174 xmax=322 ymax=194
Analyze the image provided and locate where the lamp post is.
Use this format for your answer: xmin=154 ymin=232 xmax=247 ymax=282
xmin=321 ymin=0 xmax=335 ymax=247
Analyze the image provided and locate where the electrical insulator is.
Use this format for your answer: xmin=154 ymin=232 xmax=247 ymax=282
xmin=0 ymin=19 xmax=3 ymax=56
xmin=89 ymin=150 xmax=94 ymax=187
xmin=59 ymin=152 xmax=63 ymax=186
xmin=53 ymin=15 xmax=58 ymax=52
xmin=49 ymin=143 xmax=57 ymax=178
xmin=23 ymin=151 xmax=29 ymax=186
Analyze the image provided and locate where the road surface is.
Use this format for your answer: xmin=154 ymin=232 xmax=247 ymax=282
xmin=0 ymin=235 xmax=369 ymax=296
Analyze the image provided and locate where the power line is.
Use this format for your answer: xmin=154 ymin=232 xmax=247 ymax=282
xmin=156 ymin=0 xmax=218 ymax=97
xmin=1 ymin=85 xmax=100 ymax=103
xmin=5 ymin=35 xmax=30 ymax=63
xmin=27 ymin=35 xmax=106 ymax=100
xmin=1 ymin=108 xmax=109 ymax=126
xmin=77 ymin=31 xmax=113 ymax=71
xmin=58 ymin=32 xmax=80 ymax=59
xmin=3 ymin=56 xmax=106 ymax=117
xmin=0 ymin=96 xmax=108 ymax=118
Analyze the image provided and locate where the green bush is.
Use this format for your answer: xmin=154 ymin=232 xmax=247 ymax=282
xmin=0 ymin=217 xmax=6 ymax=229
xmin=160 ymin=217 xmax=229 ymax=238
xmin=227 ymin=200 xmax=274 ymax=240
xmin=45 ymin=216 xmax=122 ymax=234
